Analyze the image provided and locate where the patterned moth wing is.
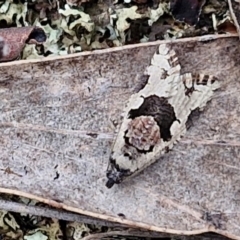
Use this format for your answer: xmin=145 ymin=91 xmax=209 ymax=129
xmin=106 ymin=44 xmax=220 ymax=188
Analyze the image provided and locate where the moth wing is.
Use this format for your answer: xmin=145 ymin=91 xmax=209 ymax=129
xmin=106 ymin=44 xmax=183 ymax=187
xmin=106 ymin=43 xmax=221 ymax=188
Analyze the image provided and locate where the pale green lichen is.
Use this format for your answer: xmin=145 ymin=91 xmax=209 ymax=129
xmin=0 ymin=0 xmax=230 ymax=59
xmin=24 ymin=232 xmax=48 ymax=240
xmin=0 ymin=2 xmax=28 ymax=26
xmin=148 ymin=2 xmax=167 ymax=26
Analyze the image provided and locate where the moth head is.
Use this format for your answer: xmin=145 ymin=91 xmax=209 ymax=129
xmin=106 ymin=159 xmax=131 ymax=188
xmin=106 ymin=169 xmax=123 ymax=188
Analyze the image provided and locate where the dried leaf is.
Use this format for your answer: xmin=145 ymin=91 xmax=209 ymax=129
xmin=0 ymin=36 xmax=240 ymax=239
xmin=67 ymin=0 xmax=93 ymax=6
xmin=132 ymin=0 xmax=148 ymax=4
xmin=217 ymin=18 xmax=236 ymax=34
xmin=170 ymin=0 xmax=206 ymax=25
xmin=0 ymin=27 xmax=46 ymax=62
xmin=228 ymin=0 xmax=240 ymax=37
xmin=29 ymin=0 xmax=60 ymax=20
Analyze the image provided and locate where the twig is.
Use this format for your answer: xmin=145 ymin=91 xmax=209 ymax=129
xmin=81 ymin=230 xmax=230 ymax=240
xmin=0 ymin=199 xmax=125 ymax=228
xmin=81 ymin=230 xmax=171 ymax=240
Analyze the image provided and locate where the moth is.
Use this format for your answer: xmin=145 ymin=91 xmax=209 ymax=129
xmin=106 ymin=43 xmax=220 ymax=188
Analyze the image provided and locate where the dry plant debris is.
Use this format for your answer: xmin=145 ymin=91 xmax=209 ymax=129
xmin=170 ymin=0 xmax=207 ymax=25
xmin=0 ymin=26 xmax=46 ymax=62
xmin=0 ymin=204 xmax=231 ymax=240
xmin=228 ymin=0 xmax=240 ymax=37
xmin=0 ymin=210 xmax=92 ymax=240
xmin=0 ymin=0 xmax=234 ymax=60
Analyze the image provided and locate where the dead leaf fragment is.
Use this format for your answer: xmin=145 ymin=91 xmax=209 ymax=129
xmin=170 ymin=0 xmax=206 ymax=25
xmin=217 ymin=18 xmax=237 ymax=34
xmin=28 ymin=0 xmax=60 ymax=20
xmin=0 ymin=27 xmax=46 ymax=62
xmin=67 ymin=0 xmax=92 ymax=6
xmin=132 ymin=0 xmax=148 ymax=4
xmin=228 ymin=0 xmax=240 ymax=38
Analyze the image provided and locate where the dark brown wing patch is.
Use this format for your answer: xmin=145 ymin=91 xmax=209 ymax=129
xmin=128 ymin=95 xmax=178 ymax=141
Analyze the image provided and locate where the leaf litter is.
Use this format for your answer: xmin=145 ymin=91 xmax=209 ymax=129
xmin=0 ymin=0 xmax=234 ymax=60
